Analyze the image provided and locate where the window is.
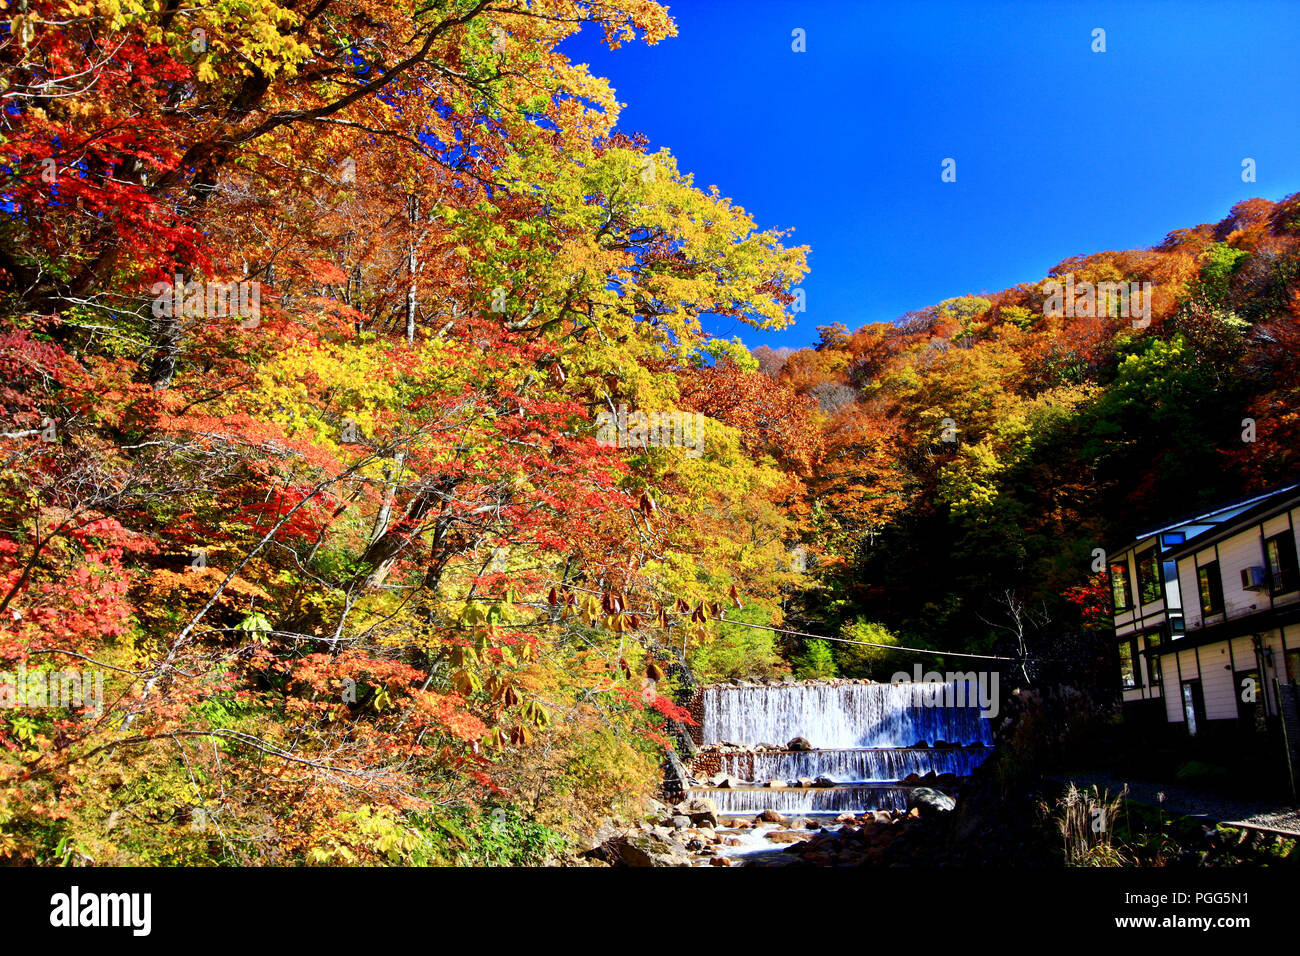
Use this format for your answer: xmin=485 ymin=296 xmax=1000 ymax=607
xmin=1286 ymin=649 xmax=1300 ymax=685
xmin=1136 ymin=548 xmax=1162 ymax=605
xmin=1146 ymin=633 xmax=1162 ymax=687
xmin=1118 ymin=639 xmax=1137 ymax=689
xmin=1110 ymin=561 xmax=1132 ymax=611
xmin=1198 ymin=561 xmax=1224 ymax=615
xmin=1265 ymin=530 xmax=1300 ymax=594
xmin=1181 ymin=681 xmax=1203 ymax=736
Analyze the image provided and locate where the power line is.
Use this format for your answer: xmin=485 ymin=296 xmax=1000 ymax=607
xmin=544 ymin=583 xmax=1026 ymax=663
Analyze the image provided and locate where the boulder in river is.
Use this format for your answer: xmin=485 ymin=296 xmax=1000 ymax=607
xmin=676 ymin=796 xmax=719 ymax=828
xmin=907 ymin=787 xmax=957 ymax=818
xmin=605 ymin=832 xmax=692 ymax=867
xmin=758 ymin=809 xmax=785 ymax=823
xmin=786 ymin=736 xmax=813 ymax=751
xmin=813 ymin=775 xmax=835 ymax=788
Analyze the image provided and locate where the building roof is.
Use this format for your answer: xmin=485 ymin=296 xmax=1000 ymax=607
xmin=1165 ymin=484 xmax=1300 ymax=561
xmin=1108 ymin=483 xmax=1300 ymax=557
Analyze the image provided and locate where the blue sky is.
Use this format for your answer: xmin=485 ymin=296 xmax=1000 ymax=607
xmin=560 ymin=0 xmax=1300 ymax=351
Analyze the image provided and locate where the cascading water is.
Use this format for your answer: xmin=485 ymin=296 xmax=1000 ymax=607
xmin=718 ymin=746 xmax=989 ymax=783
xmin=687 ymin=681 xmax=996 ymax=815
xmin=701 ymin=682 xmax=995 ymax=749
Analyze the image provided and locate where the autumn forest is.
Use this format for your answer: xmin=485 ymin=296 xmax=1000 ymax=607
xmin=2 ymin=0 xmax=1300 ymax=870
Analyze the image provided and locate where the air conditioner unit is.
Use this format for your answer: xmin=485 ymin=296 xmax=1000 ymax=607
xmin=1241 ymin=566 xmax=1268 ymax=590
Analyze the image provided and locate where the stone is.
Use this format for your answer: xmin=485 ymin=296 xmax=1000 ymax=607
xmin=766 ymin=829 xmax=812 ymax=844
xmin=907 ymin=787 xmax=956 ymax=817
xmin=669 ymin=814 xmax=692 ymax=829
xmin=575 ymin=819 xmax=626 ymax=855
xmin=813 ymin=775 xmax=835 ymax=788
xmin=796 ymin=777 xmax=815 ymax=789
xmin=757 ymin=809 xmax=785 ymax=824
xmin=786 ymin=736 xmax=813 ymax=751
xmin=709 ymin=856 xmax=731 ymax=866
xmin=766 ymin=780 xmax=787 ymax=789
xmin=608 ymin=833 xmax=692 ymax=867
xmin=676 ymin=796 xmax=719 ymax=828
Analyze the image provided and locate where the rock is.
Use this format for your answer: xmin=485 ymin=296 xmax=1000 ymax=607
xmin=575 ymin=819 xmax=626 ymax=855
xmin=907 ymin=787 xmax=956 ymax=818
xmin=608 ymin=833 xmax=692 ymax=867
xmin=835 ymin=813 xmax=856 ymax=824
xmin=813 ymin=775 xmax=835 ymax=788
xmin=758 ymin=809 xmax=785 ymax=824
xmin=787 ymin=736 xmax=813 ymax=751
xmin=669 ymin=815 xmax=692 ymax=830
xmin=804 ymin=819 xmax=821 ymax=830
xmin=901 ymin=772 xmax=922 ymax=785
xmin=796 ymin=777 xmax=815 ymax=789
xmin=766 ymin=780 xmax=787 ymax=789
xmin=709 ymin=856 xmax=731 ymax=866
xmin=676 ymin=796 xmax=719 ymax=828
xmin=766 ymin=829 xmax=813 ymax=844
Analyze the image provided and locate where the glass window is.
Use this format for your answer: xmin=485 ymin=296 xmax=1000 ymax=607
xmin=1285 ymin=648 xmax=1300 ymax=685
xmin=1181 ymin=682 xmax=1200 ymax=736
xmin=1136 ymin=548 xmax=1162 ymax=605
xmin=1119 ymin=640 xmax=1136 ymax=689
xmin=1146 ymin=634 xmax=1162 ymax=686
xmin=1198 ymin=561 xmax=1224 ymax=615
xmin=1110 ymin=561 xmax=1132 ymax=611
xmin=1265 ymin=531 xmax=1300 ymax=594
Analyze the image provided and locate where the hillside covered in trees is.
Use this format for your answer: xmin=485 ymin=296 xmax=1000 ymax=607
xmin=2 ymin=0 xmax=1299 ymax=866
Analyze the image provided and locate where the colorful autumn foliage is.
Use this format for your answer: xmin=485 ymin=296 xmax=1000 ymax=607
xmin=0 ymin=0 xmax=812 ymax=864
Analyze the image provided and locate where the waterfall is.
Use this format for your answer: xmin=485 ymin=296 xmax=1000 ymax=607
xmin=718 ymin=746 xmax=990 ymax=783
xmin=703 ymin=785 xmax=916 ymax=815
xmin=700 ymin=682 xmax=995 ymax=748
xmin=687 ymin=681 xmax=996 ymax=814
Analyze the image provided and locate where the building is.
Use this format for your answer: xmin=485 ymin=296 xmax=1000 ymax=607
xmin=1109 ymin=485 xmax=1300 ymax=767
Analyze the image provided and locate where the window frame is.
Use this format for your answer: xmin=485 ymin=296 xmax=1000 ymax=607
xmin=1110 ymin=560 xmax=1133 ymax=612
xmin=1197 ymin=560 xmax=1224 ymax=616
xmin=1135 ymin=547 xmax=1162 ymax=606
xmin=1118 ymin=638 xmax=1138 ymax=690
xmin=1265 ymin=530 xmax=1300 ymax=595
xmin=1146 ymin=633 xmax=1163 ymax=687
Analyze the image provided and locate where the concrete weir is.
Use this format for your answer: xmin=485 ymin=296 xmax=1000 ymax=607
xmin=684 ymin=680 xmax=996 ymax=814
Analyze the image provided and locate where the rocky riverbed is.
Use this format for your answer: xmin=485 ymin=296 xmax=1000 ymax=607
xmin=578 ymin=788 xmax=959 ymax=867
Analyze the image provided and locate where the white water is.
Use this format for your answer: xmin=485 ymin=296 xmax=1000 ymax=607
xmin=701 ymin=683 xmax=995 ymax=748
xmin=690 ymin=682 xmax=996 ymax=815
xmin=718 ymin=746 xmax=990 ymax=783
